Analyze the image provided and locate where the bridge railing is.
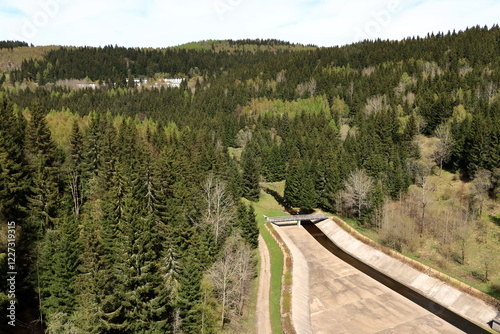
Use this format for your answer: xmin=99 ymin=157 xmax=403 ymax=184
xmin=265 ymin=214 xmax=329 ymax=225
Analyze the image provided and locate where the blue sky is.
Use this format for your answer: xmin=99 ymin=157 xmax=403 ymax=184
xmin=0 ymin=0 xmax=499 ymax=47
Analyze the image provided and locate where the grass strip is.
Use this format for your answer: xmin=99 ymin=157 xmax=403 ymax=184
xmin=265 ymin=222 xmax=295 ymax=334
xmin=256 ymin=213 xmax=283 ymax=334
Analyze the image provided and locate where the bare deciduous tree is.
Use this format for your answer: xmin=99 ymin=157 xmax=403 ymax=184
xmin=234 ymin=241 xmax=255 ymax=315
xmin=453 ymin=201 xmax=472 ymax=265
xmin=66 ymin=168 xmax=83 ymax=216
xmin=361 ymin=66 xmax=376 ymax=76
xmin=380 ymin=199 xmax=419 ymax=252
xmin=342 ymin=169 xmax=373 ymax=219
xmin=235 ymin=128 xmax=252 ymax=148
xmin=486 ymin=81 xmax=497 ymax=103
xmin=349 ymin=81 xmax=354 ymax=102
xmin=296 ymin=78 xmax=316 ymax=97
xmin=172 ymin=309 xmax=182 ymax=334
xmin=469 ymin=169 xmax=492 ymax=218
xmin=276 ymin=70 xmax=286 ymax=84
xmin=202 ymin=174 xmax=235 ymax=245
xmin=432 ymin=123 xmax=453 ymax=173
xmin=363 ymin=95 xmax=387 ymax=116
xmin=403 ymin=91 xmax=416 ymax=107
xmin=208 ymin=235 xmax=255 ymax=329
xmin=408 ymin=160 xmax=435 ymax=235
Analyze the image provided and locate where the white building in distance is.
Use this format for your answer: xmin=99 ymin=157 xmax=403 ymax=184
xmin=164 ymin=78 xmax=184 ymax=88
xmin=126 ymin=78 xmax=148 ymax=86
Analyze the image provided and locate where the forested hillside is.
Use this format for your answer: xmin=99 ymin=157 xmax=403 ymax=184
xmin=1 ymin=25 xmax=500 ymax=333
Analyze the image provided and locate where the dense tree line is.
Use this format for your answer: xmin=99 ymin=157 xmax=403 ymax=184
xmin=7 ymin=27 xmax=500 ymax=177
xmin=5 ymin=25 xmax=500 ymax=216
xmin=0 ymin=40 xmax=30 ymax=49
xmin=0 ymin=99 xmax=258 ymax=333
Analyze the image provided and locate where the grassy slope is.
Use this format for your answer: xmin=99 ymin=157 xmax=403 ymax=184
xmin=0 ymin=46 xmax=60 ymax=72
xmin=173 ymin=40 xmax=317 ymax=53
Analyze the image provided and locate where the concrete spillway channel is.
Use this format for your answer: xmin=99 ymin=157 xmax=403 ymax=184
xmin=272 ymin=218 xmax=498 ymax=333
xmin=303 ymin=222 xmax=490 ymax=333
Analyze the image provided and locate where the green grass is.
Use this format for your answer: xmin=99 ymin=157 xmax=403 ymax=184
xmin=228 ymin=147 xmax=243 ymax=161
xmin=245 ymin=187 xmax=289 ymax=334
xmin=171 ymin=41 xmax=214 ymax=50
xmin=331 ymin=214 xmax=381 ymax=241
xmin=260 ymin=223 xmax=283 ymax=334
xmin=262 ymin=180 xmax=286 ymax=197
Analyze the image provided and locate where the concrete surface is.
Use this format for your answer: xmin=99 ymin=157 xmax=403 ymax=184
xmin=316 ymin=219 xmax=498 ymax=330
xmin=275 ymin=224 xmax=463 ymax=333
xmin=274 ymin=225 xmax=313 ymax=334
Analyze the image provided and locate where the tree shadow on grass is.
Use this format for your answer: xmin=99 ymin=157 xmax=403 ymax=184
xmin=490 ymin=215 xmax=500 ymax=227
xmin=262 ymin=187 xmax=297 ymax=215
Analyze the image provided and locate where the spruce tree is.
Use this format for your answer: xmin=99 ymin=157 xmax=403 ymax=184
xmin=241 ymin=140 xmax=260 ymax=201
xmin=26 ymin=99 xmax=60 ymax=235
xmin=299 ymin=161 xmax=317 ymax=213
xmin=466 ymin=115 xmax=490 ymax=178
xmin=83 ymin=111 xmax=103 ymax=177
xmin=39 ymin=215 xmax=80 ymax=322
xmin=74 ymin=212 xmax=119 ymax=333
xmin=67 ymin=119 xmax=84 ymax=216
xmin=322 ymin=147 xmax=342 ymax=212
xmin=176 ymin=236 xmax=208 ymax=334
xmin=284 ymin=147 xmax=302 ymax=207
xmin=0 ymin=99 xmax=29 ymax=222
xmin=112 ymin=194 xmax=171 ymax=333
xmin=237 ymin=202 xmax=259 ymax=248
xmin=98 ymin=114 xmax=118 ymax=190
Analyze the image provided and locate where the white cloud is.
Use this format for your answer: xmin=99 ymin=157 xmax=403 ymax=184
xmin=0 ymin=0 xmax=498 ymax=47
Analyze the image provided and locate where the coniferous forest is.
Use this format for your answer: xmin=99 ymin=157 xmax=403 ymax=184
xmin=1 ymin=25 xmax=500 ymax=333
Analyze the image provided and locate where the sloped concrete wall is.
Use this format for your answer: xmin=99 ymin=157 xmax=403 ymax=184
xmin=316 ymin=219 xmax=499 ymax=330
xmin=273 ymin=225 xmax=313 ymax=334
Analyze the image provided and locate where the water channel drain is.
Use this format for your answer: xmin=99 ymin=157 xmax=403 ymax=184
xmin=301 ymin=222 xmax=490 ymax=333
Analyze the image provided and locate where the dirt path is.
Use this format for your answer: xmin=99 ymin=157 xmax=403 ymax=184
xmin=256 ymin=235 xmax=272 ymax=334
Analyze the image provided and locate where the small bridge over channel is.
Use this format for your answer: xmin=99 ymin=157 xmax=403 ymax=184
xmin=264 ymin=213 xmax=329 ymax=226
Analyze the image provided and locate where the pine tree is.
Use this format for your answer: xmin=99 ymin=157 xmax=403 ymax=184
xmin=241 ymin=140 xmax=260 ymax=201
xmin=237 ymin=203 xmax=259 ymax=248
xmin=26 ymin=99 xmax=60 ymax=235
xmin=39 ymin=215 xmax=80 ymax=322
xmin=322 ymin=147 xmax=342 ymax=212
xmin=74 ymin=213 xmax=119 ymax=333
xmin=0 ymin=99 xmax=29 ymax=222
xmin=299 ymin=161 xmax=317 ymax=213
xmin=284 ymin=147 xmax=302 ymax=207
xmin=66 ymin=119 xmax=84 ymax=216
xmin=83 ymin=111 xmax=103 ymax=177
xmin=177 ymin=244 xmax=204 ymax=333
xmin=466 ymin=115 xmax=491 ymax=178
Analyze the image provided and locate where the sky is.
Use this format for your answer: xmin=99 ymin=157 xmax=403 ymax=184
xmin=0 ymin=0 xmax=499 ymax=48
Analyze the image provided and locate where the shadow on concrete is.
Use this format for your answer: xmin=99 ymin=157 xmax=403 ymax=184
xmin=302 ymin=222 xmax=491 ymax=334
